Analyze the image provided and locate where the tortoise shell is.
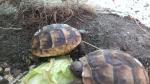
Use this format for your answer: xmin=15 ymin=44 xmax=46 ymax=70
xmin=32 ymin=24 xmax=81 ymax=57
xmin=73 ymin=50 xmax=149 ymax=84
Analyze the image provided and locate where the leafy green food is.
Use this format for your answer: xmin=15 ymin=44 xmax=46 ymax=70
xmin=20 ymin=56 xmax=75 ymax=84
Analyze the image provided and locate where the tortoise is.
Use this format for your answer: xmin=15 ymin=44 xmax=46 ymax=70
xmin=70 ymin=49 xmax=149 ymax=84
xmin=32 ymin=24 xmax=85 ymax=57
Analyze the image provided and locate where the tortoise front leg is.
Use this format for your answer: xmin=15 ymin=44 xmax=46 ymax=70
xmin=70 ymin=42 xmax=86 ymax=61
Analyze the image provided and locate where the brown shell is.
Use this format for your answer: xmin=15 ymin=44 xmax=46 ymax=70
xmin=32 ymin=24 xmax=81 ymax=57
xmin=80 ymin=50 xmax=149 ymax=84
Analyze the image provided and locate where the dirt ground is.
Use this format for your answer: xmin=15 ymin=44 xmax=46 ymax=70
xmin=0 ymin=11 xmax=150 ymax=82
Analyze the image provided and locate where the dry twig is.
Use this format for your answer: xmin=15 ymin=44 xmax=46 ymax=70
xmin=0 ymin=27 xmax=22 ymax=30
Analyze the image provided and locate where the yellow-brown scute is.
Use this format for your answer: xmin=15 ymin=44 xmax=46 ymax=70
xmin=32 ymin=37 xmax=39 ymax=49
xmin=133 ymin=66 xmax=149 ymax=84
xmin=117 ymin=65 xmax=134 ymax=84
xmin=50 ymin=29 xmax=66 ymax=47
xmin=32 ymin=41 xmax=80 ymax=57
xmin=39 ymin=33 xmax=51 ymax=49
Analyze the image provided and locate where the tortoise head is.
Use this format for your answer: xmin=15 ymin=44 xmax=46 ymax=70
xmin=78 ymin=29 xmax=89 ymax=39
xmin=70 ymin=61 xmax=83 ymax=78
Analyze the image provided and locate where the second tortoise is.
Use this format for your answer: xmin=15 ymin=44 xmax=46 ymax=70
xmin=70 ymin=49 xmax=149 ymax=84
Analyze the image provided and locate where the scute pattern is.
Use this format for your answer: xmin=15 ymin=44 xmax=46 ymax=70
xmin=50 ymin=29 xmax=65 ymax=47
xmin=82 ymin=50 xmax=149 ymax=84
xmin=32 ymin=24 xmax=81 ymax=57
xmin=39 ymin=32 xmax=52 ymax=49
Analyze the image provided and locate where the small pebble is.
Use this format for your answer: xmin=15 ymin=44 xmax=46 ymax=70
xmin=29 ymin=64 xmax=36 ymax=70
xmin=4 ymin=68 xmax=10 ymax=74
xmin=4 ymin=74 xmax=14 ymax=82
xmin=11 ymin=69 xmax=21 ymax=77
xmin=0 ymin=67 xmax=4 ymax=75
xmin=0 ymin=76 xmax=9 ymax=84
xmin=0 ymin=76 xmax=3 ymax=80
xmin=1 ymin=63 xmax=9 ymax=68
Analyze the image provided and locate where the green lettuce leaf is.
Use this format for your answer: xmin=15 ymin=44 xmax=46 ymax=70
xmin=20 ymin=56 xmax=75 ymax=84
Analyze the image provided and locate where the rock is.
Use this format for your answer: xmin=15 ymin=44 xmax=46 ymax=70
xmin=4 ymin=74 xmax=14 ymax=83
xmin=4 ymin=68 xmax=10 ymax=74
xmin=0 ymin=67 xmax=4 ymax=75
xmin=0 ymin=0 xmax=17 ymax=15
xmin=0 ymin=76 xmax=9 ymax=84
xmin=29 ymin=64 xmax=36 ymax=70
